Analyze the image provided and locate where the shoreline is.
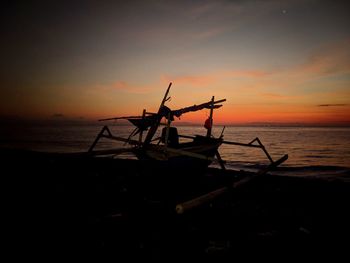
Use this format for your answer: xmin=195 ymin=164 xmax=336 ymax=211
xmin=3 ymin=148 xmax=350 ymax=257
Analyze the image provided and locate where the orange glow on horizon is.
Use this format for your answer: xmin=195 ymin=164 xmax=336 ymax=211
xmin=169 ymin=106 xmax=350 ymax=124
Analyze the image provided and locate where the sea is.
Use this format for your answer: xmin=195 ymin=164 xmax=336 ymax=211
xmin=1 ymin=123 xmax=349 ymax=179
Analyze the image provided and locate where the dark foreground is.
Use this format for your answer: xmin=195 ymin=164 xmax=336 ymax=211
xmin=3 ymin=148 xmax=350 ymax=258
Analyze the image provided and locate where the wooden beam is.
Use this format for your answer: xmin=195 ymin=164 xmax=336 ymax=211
xmin=101 ymin=134 xmax=141 ymax=146
xmin=89 ymin=148 xmax=134 ymax=156
xmin=206 ymin=96 xmax=214 ymax=137
xmin=99 ymin=116 xmax=141 ymax=121
xmin=88 ymin=126 xmax=109 ymax=152
xmin=222 ymin=140 xmax=262 ymax=148
xmin=164 ymin=112 xmax=172 ymax=148
xmin=255 ymin=137 xmax=274 ymax=163
xmin=139 ymin=109 xmax=146 ymax=143
xmin=215 ymin=151 xmax=226 ymax=170
xmin=178 ymin=134 xmax=195 ymax=139
xmin=165 ymin=147 xmax=215 ymax=162
xmin=144 ymin=82 xmax=172 ymax=145
xmin=175 ymin=154 xmax=288 ymax=214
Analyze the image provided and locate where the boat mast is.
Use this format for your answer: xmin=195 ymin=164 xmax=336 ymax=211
xmin=143 ymin=82 xmax=172 ymax=145
xmin=206 ymin=96 xmax=214 ymax=137
xmin=139 ymin=109 xmax=146 ymax=143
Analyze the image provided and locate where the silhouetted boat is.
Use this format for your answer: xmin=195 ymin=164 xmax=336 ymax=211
xmin=5 ymin=84 xmax=350 ymax=254
xmin=88 ymin=83 xmax=288 ymax=212
xmin=89 ymin=82 xmax=287 ymax=173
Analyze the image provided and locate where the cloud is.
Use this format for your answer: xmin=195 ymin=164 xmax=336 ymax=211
xmin=82 ymin=80 xmax=157 ymax=102
xmin=260 ymin=93 xmax=302 ymax=99
xmin=162 ymin=69 xmax=269 ymax=87
xmin=52 ymin=113 xmax=64 ymax=118
xmin=159 ymin=37 xmax=350 ymax=117
xmin=111 ymin=81 xmax=154 ymax=94
xmin=229 ymin=70 xmax=269 ymax=78
xmin=317 ymin=104 xmax=348 ymax=107
xmin=192 ymin=26 xmax=227 ymax=40
xmin=187 ymin=1 xmax=220 ymax=20
xmin=238 ymin=38 xmax=350 ymax=93
xmin=161 ymin=74 xmax=217 ymax=86
xmin=291 ymin=38 xmax=350 ymax=78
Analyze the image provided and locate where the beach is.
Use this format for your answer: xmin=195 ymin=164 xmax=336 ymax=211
xmin=3 ymin=0 xmax=350 ymax=259
xmin=2 ymin=143 xmax=350 ymax=258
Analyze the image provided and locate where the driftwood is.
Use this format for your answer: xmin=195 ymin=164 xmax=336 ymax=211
xmin=175 ymin=154 xmax=288 ymax=214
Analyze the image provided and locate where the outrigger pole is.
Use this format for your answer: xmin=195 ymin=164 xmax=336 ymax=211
xmin=88 ymin=82 xmax=284 ymax=177
xmin=206 ymin=96 xmax=215 ymax=137
xmin=175 ymin=153 xmax=288 ymax=214
xmin=143 ymin=82 xmax=172 ymax=145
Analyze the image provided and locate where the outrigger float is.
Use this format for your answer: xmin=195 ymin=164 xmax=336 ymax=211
xmin=88 ymin=82 xmax=288 ymax=213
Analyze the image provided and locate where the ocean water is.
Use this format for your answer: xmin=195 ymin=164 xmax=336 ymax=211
xmin=1 ymin=123 xmax=349 ymax=178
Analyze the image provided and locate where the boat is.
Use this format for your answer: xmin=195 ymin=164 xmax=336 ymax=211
xmin=86 ymin=82 xmax=290 ymax=213
xmin=88 ymin=82 xmax=288 ymax=173
xmin=5 ymin=83 xmax=350 ymax=255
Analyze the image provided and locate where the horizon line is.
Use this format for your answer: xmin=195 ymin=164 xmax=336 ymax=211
xmin=1 ymin=117 xmax=350 ymax=127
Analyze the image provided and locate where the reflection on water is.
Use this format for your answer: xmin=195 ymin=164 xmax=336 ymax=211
xmin=1 ymin=124 xmax=350 ymax=177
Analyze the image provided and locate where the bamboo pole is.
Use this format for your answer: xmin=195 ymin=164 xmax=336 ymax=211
xmin=255 ymin=137 xmax=274 ymax=163
xmin=175 ymin=154 xmax=288 ymax=214
xmin=88 ymin=126 xmax=112 ymax=152
xmin=165 ymin=147 xmax=215 ymax=162
xmin=100 ymin=134 xmax=141 ymax=146
xmin=144 ymin=82 xmax=172 ymax=145
xmin=139 ymin=109 xmax=146 ymax=143
xmin=206 ymin=96 xmax=215 ymax=137
xmin=222 ymin=140 xmax=263 ymax=148
xmin=89 ymin=148 xmax=134 ymax=156
xmin=178 ymin=134 xmax=195 ymax=139
xmin=164 ymin=112 xmax=172 ymax=149
xmin=215 ymin=151 xmax=226 ymax=170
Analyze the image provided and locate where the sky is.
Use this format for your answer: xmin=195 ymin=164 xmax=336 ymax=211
xmin=1 ymin=0 xmax=350 ymax=125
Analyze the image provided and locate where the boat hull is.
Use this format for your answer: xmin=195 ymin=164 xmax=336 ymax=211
xmin=135 ymin=135 xmax=222 ymax=171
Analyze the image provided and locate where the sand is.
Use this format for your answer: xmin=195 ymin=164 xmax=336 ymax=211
xmin=2 ymin=148 xmax=350 ymax=258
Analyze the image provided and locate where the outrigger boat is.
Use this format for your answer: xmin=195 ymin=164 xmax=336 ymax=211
xmin=87 ymin=82 xmax=288 ymax=213
xmin=4 ymin=83 xmax=349 ymax=252
xmin=89 ymin=83 xmax=287 ymax=169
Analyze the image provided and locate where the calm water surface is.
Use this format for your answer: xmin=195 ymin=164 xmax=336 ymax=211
xmin=1 ymin=124 xmax=349 ymax=178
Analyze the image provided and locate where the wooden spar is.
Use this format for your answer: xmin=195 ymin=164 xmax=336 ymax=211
xmin=160 ymin=82 xmax=172 ymax=109
xmin=100 ymin=134 xmax=141 ymax=146
xmin=251 ymin=137 xmax=273 ymax=163
xmin=223 ymin=137 xmax=274 ymax=163
xmin=164 ymin=112 xmax=172 ymax=148
xmin=165 ymin=147 xmax=215 ymax=161
xmin=178 ymin=134 xmax=195 ymax=139
xmin=206 ymin=96 xmax=214 ymax=137
xmin=89 ymin=148 xmax=134 ymax=156
xmin=98 ymin=113 xmax=156 ymax=122
xmin=172 ymin=98 xmax=226 ymax=118
xmin=215 ymin=150 xmax=226 ymax=170
xmin=99 ymin=115 xmax=142 ymax=122
xmin=222 ymin=140 xmax=262 ymax=148
xmin=220 ymin=126 xmax=226 ymax=137
xmin=144 ymin=82 xmax=172 ymax=145
xmin=139 ymin=109 xmax=146 ymax=143
xmin=175 ymin=99 xmax=226 ymax=111
xmin=88 ymin=123 xmax=142 ymax=154
xmin=175 ymin=154 xmax=288 ymax=214
xmin=88 ymin=126 xmax=112 ymax=152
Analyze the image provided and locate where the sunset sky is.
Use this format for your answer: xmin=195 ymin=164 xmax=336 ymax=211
xmin=1 ymin=0 xmax=350 ymax=125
